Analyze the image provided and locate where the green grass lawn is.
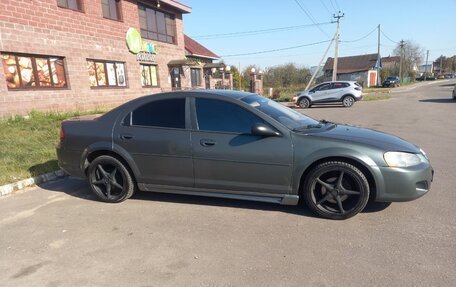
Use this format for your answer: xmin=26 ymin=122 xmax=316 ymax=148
xmin=363 ymin=94 xmax=391 ymax=101
xmin=0 ymin=110 xmax=106 ymax=186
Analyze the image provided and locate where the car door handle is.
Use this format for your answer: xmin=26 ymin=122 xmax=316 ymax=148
xmin=200 ymin=139 xmax=216 ymax=147
xmin=120 ymin=134 xmax=134 ymax=140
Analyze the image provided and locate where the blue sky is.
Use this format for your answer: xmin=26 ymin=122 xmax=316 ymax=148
xmin=182 ymin=0 xmax=456 ymax=70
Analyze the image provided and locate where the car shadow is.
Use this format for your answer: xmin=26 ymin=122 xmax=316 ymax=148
xmin=28 ymin=160 xmax=59 ymax=177
xmin=439 ymin=83 xmax=455 ymax=87
xmin=419 ymin=98 xmax=455 ymax=103
xmin=38 ymin=177 xmax=390 ymax=218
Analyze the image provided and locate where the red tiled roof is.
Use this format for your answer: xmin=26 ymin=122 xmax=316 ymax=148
xmin=184 ymin=34 xmax=219 ymax=60
xmin=324 ymin=53 xmax=378 ymax=74
xmin=381 ymin=56 xmax=400 ymax=63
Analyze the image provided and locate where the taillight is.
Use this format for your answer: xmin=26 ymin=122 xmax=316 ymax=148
xmin=355 ymin=87 xmax=362 ymax=91
xmin=60 ymin=125 xmax=65 ymax=142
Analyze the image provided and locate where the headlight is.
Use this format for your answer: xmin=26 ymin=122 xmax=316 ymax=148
xmin=384 ymin=152 xmax=422 ymax=167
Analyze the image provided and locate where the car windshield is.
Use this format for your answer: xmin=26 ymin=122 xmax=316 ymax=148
xmin=387 ymin=77 xmax=397 ymax=80
xmin=241 ymin=94 xmax=319 ymax=130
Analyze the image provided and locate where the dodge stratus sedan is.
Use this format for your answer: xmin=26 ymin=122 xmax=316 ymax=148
xmin=57 ymin=90 xmax=433 ymax=219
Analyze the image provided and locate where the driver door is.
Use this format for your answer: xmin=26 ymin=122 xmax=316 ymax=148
xmin=191 ymin=97 xmax=293 ymax=195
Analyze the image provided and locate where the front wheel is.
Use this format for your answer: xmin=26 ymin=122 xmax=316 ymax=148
xmin=342 ymin=95 xmax=355 ymax=107
xmin=303 ymin=161 xmax=370 ymax=219
xmin=298 ymin=97 xmax=311 ymax=108
xmin=88 ymin=155 xmax=134 ymax=203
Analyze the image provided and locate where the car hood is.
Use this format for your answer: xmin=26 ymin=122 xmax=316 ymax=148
xmin=306 ymin=124 xmax=420 ymax=153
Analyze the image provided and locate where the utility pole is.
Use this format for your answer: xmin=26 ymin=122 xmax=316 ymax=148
xmin=440 ymin=54 xmax=443 ymax=74
xmin=399 ymin=40 xmax=405 ymax=82
xmin=424 ymin=50 xmax=429 ymax=81
xmin=332 ymin=11 xmax=344 ymax=81
xmin=377 ymin=24 xmax=381 ymax=86
xmin=305 ymin=32 xmax=337 ymax=91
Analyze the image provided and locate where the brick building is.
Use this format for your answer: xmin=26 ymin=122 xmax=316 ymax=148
xmin=0 ymin=0 xmax=219 ymax=117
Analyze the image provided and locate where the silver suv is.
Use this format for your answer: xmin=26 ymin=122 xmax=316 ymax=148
xmin=293 ymin=81 xmax=363 ymax=108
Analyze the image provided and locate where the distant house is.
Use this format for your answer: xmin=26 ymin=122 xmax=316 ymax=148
xmin=184 ymin=35 xmax=234 ymax=89
xmin=184 ymin=34 xmax=220 ymax=64
xmin=323 ymin=53 xmax=380 ymax=87
xmin=419 ymin=64 xmax=434 ymax=75
xmin=381 ymin=56 xmax=401 ymax=70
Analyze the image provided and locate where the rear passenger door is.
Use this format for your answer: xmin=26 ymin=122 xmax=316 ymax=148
xmin=331 ymin=82 xmax=347 ymax=99
xmin=113 ymin=97 xmax=193 ymax=187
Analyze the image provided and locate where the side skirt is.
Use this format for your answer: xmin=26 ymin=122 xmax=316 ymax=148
xmin=138 ymin=183 xmax=299 ymax=206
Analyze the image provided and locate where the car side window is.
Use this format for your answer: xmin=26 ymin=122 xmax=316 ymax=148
xmin=195 ymin=98 xmax=264 ymax=134
xmin=332 ymin=82 xmax=345 ymax=89
xmin=318 ymin=83 xmax=331 ymax=91
xmin=131 ymin=98 xmax=185 ymax=129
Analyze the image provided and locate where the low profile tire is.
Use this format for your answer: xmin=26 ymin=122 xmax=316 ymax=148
xmin=88 ymin=155 xmax=134 ymax=203
xmin=303 ymin=161 xmax=370 ymax=220
xmin=298 ymin=97 xmax=311 ymax=108
xmin=342 ymin=95 xmax=355 ymax=107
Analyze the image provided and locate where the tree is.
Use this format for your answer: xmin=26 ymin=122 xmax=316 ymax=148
xmin=433 ymin=55 xmax=456 ymax=73
xmin=393 ymin=40 xmax=425 ymax=79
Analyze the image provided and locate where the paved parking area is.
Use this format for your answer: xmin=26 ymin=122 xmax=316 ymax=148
xmin=1 ymin=80 xmax=455 ymax=286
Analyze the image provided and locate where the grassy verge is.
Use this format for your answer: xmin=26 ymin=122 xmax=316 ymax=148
xmin=363 ymin=94 xmax=391 ymax=101
xmin=0 ymin=109 xmax=107 ymax=186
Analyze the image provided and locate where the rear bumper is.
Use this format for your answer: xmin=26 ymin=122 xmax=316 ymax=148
xmin=56 ymin=144 xmax=85 ymax=178
xmin=375 ymin=163 xmax=433 ymax=202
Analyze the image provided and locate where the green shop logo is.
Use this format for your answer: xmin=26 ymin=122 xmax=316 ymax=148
xmin=126 ymin=28 xmax=157 ymax=62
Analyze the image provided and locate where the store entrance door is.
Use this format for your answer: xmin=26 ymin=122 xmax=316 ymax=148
xmin=171 ymin=67 xmax=181 ymax=90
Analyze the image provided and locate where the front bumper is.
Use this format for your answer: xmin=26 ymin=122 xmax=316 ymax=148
xmin=375 ymin=162 xmax=433 ymax=202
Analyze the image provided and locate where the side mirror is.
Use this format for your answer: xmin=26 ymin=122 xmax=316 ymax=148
xmin=251 ymin=123 xmax=281 ymax=137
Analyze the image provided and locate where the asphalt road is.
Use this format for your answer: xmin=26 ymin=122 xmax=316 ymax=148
xmin=1 ymin=80 xmax=455 ymax=287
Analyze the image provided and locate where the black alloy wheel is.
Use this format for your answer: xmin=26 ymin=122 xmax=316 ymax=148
xmin=298 ymin=97 xmax=311 ymax=108
xmin=342 ymin=95 xmax=355 ymax=107
xmin=88 ymin=155 xmax=134 ymax=203
xmin=303 ymin=161 xmax=370 ymax=219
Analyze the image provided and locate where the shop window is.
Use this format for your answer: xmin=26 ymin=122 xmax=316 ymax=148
xmin=87 ymin=59 xmax=127 ymax=88
xmin=191 ymin=68 xmax=201 ymax=87
xmin=1 ymin=53 xmax=67 ymax=90
xmin=140 ymin=64 xmax=159 ymax=87
xmin=102 ymin=0 xmax=121 ymax=21
xmin=138 ymin=4 xmax=176 ymax=44
xmin=132 ymin=99 xmax=185 ymax=129
xmin=57 ymin=0 xmax=82 ymax=11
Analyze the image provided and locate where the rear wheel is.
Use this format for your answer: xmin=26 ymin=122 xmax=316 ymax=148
xmin=298 ymin=97 xmax=311 ymax=108
xmin=303 ymin=161 xmax=370 ymax=219
xmin=88 ymin=155 xmax=134 ymax=203
xmin=342 ymin=95 xmax=355 ymax=107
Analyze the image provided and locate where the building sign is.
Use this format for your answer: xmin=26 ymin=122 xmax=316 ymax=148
xmin=126 ymin=28 xmax=157 ymax=63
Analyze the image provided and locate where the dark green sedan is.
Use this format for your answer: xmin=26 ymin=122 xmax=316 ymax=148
xmin=56 ymin=90 xmax=433 ymax=219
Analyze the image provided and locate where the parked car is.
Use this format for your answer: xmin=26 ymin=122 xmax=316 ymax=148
xmin=416 ymin=75 xmax=436 ymax=81
xmin=292 ymin=81 xmax=363 ymax=108
xmin=382 ymin=76 xmax=400 ymax=87
xmin=444 ymin=73 xmax=454 ymax=79
xmin=57 ymin=90 xmax=433 ymax=220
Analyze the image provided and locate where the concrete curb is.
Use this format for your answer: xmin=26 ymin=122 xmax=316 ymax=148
xmin=0 ymin=170 xmax=66 ymax=197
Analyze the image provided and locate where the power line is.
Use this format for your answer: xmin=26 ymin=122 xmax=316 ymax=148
xmin=328 ymin=0 xmax=337 ymax=11
xmin=191 ymin=22 xmax=332 ymax=40
xmin=380 ymin=29 xmax=398 ymax=44
xmin=319 ymin=0 xmax=332 ymax=15
xmin=333 ymin=0 xmax=341 ymax=11
xmin=220 ymin=39 xmax=331 ymax=57
xmin=341 ymin=26 xmax=378 ymax=43
xmin=293 ymin=0 xmax=331 ymax=38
